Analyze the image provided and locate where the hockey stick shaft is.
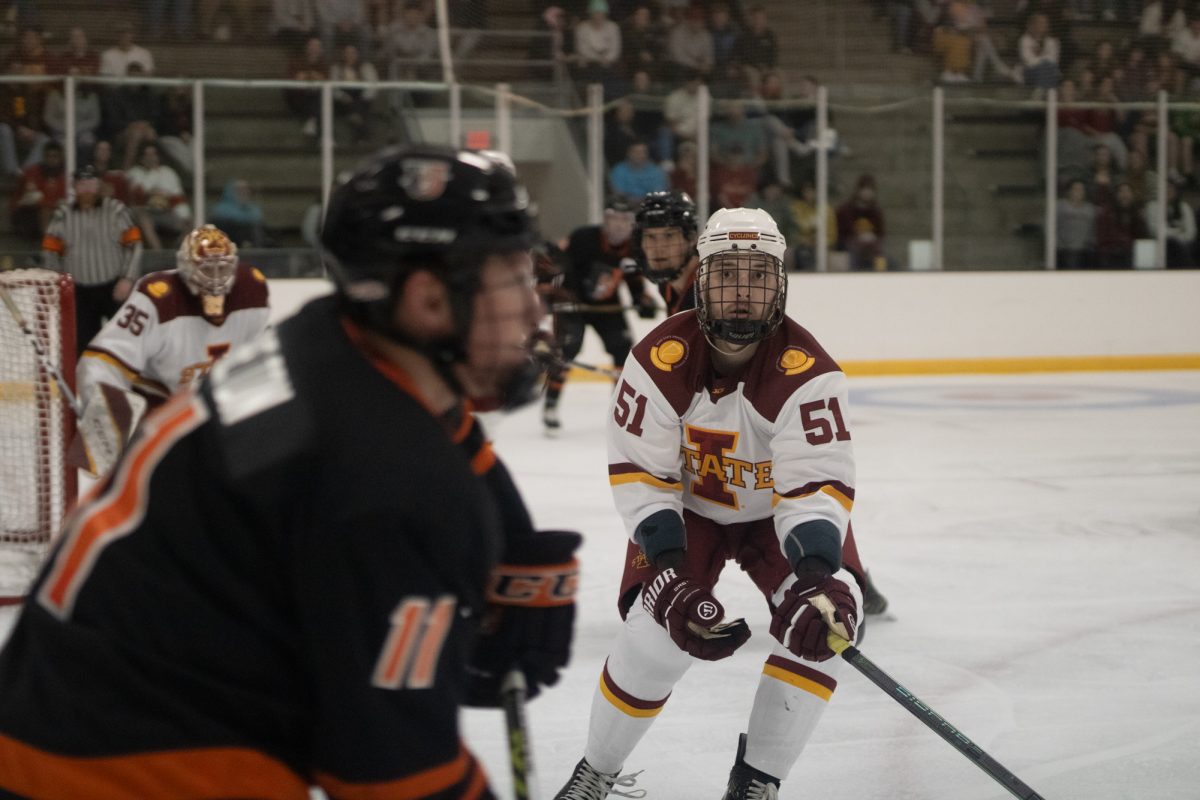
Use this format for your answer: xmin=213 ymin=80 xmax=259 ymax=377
xmin=549 ymin=302 xmax=634 ymax=314
xmin=567 ymin=360 xmax=621 ymax=380
xmin=828 ymin=634 xmax=1047 ymax=800
xmin=0 ymin=280 xmax=82 ymax=417
xmin=501 ymin=669 xmax=539 ymax=800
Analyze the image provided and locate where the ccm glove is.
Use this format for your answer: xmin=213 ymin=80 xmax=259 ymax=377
xmin=769 ymin=570 xmax=858 ymax=663
xmin=466 ymin=529 xmax=581 ymax=707
xmin=642 ymin=568 xmax=750 ymax=660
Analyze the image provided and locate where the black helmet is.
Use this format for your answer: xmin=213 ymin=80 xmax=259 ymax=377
xmin=633 ymin=190 xmax=697 ymax=283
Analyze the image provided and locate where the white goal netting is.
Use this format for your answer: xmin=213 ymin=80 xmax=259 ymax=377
xmin=0 ymin=269 xmax=76 ymax=603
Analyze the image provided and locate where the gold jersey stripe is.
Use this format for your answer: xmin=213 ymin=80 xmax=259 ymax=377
xmin=762 ymin=663 xmax=834 ymax=701
xmin=598 ymin=675 xmax=666 ymax=718
xmin=772 ymin=484 xmax=853 ymax=513
xmin=608 ymin=472 xmax=683 ymax=491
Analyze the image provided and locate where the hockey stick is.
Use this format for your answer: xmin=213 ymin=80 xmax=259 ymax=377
xmin=828 ymin=633 xmax=1047 ymax=799
xmin=501 ymin=669 xmax=539 ymax=800
xmin=0 ymin=279 xmax=82 ymax=417
xmin=549 ymin=302 xmax=636 ymax=315
xmin=567 ymin=360 xmax=622 ymax=380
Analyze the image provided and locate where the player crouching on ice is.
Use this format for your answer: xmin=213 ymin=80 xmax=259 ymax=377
xmin=72 ymin=223 xmax=270 ymax=475
xmin=554 ymin=208 xmax=867 ymax=800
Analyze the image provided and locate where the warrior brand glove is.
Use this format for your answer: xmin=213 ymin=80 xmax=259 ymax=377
xmin=642 ymin=568 xmax=750 ymax=660
xmin=769 ymin=571 xmax=858 ymax=663
xmin=466 ymin=529 xmax=581 ymax=707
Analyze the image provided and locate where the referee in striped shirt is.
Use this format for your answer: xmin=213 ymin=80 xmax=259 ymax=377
xmin=42 ymin=166 xmax=144 ymax=356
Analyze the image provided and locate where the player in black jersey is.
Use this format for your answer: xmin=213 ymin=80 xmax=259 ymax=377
xmin=632 ymin=190 xmax=701 ymax=316
xmin=0 ymin=145 xmax=581 ymax=799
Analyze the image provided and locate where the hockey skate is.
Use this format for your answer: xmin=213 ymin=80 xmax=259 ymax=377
xmin=554 ymin=757 xmax=619 ymax=799
xmin=862 ymin=569 xmax=889 ymax=615
xmin=722 ymin=734 xmax=780 ymax=800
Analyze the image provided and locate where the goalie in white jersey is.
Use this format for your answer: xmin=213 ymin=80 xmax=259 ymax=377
xmin=555 ymin=208 xmax=867 ymax=800
xmin=74 ymin=224 xmax=270 ymax=474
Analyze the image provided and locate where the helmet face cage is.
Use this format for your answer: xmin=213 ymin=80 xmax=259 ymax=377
xmin=178 ymin=225 xmax=238 ymax=297
xmin=633 ymin=191 xmax=697 ymax=283
xmin=695 ymin=250 xmax=787 ymax=345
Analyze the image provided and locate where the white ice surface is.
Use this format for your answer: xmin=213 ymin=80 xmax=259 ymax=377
xmin=3 ymin=371 xmax=1199 ymax=800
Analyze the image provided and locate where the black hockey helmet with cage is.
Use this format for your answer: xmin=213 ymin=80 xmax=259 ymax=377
xmin=321 ymin=144 xmax=536 ymax=342
xmin=632 ymin=190 xmax=697 ymax=283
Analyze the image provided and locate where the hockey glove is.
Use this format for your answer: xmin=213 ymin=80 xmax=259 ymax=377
xmin=769 ymin=570 xmax=858 ymax=663
xmin=466 ymin=529 xmax=581 ymax=707
xmin=635 ymin=294 xmax=659 ymax=319
xmin=642 ymin=569 xmax=750 ymax=661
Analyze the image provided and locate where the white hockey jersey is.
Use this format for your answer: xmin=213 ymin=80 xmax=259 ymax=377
xmin=607 ymin=310 xmax=855 ymax=558
xmin=78 ymin=264 xmax=270 ymax=403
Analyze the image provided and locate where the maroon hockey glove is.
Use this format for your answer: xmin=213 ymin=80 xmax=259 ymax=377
xmin=769 ymin=573 xmax=858 ymax=662
xmin=466 ymin=529 xmax=581 ymax=708
xmin=642 ymin=569 xmax=750 ymax=661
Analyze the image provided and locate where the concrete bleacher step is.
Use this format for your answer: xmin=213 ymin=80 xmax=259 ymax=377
xmin=944 ymin=233 xmax=1043 ymax=269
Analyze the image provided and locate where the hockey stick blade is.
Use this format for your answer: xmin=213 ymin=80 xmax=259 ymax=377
xmin=501 ymin=669 xmax=540 ymax=800
xmin=828 ymin=633 xmax=1048 ymax=800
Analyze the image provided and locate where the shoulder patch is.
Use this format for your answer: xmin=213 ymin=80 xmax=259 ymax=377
xmin=145 ymin=280 xmax=171 ymax=299
xmin=650 ymin=336 xmax=688 ymax=372
xmin=778 ymin=347 xmax=816 ymax=376
xmin=251 ymin=267 xmax=266 ymax=283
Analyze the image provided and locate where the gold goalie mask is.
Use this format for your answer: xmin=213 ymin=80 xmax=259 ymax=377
xmin=177 ymin=224 xmax=238 ymax=318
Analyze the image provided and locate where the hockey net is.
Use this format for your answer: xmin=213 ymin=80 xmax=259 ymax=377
xmin=0 ymin=269 xmax=77 ymax=605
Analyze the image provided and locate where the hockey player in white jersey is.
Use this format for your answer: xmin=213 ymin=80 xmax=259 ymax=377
xmin=74 ymin=224 xmax=269 ymax=474
xmin=554 ymin=208 xmax=867 ymax=800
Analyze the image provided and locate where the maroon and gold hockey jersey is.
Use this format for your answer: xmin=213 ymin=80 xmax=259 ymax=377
xmin=0 ymin=296 xmax=518 ymax=799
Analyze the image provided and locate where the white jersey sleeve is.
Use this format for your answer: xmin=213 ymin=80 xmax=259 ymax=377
xmin=607 ymin=355 xmax=687 ymax=542
xmin=769 ymin=369 xmax=856 ymax=568
xmin=77 ymin=289 xmax=165 ymax=400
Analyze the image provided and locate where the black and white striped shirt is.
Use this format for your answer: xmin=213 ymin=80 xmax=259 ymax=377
xmin=42 ymin=198 xmax=144 ymax=286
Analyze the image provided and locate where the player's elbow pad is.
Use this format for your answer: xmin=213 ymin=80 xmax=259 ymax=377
xmin=783 ymin=520 xmax=842 ymax=575
xmin=634 ymin=509 xmax=686 ymax=566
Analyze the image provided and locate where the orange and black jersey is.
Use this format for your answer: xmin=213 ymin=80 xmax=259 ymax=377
xmin=562 ymin=224 xmax=646 ymax=307
xmin=0 ymin=296 xmax=518 ymax=799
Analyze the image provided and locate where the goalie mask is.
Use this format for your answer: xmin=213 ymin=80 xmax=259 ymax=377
xmin=695 ymin=207 xmax=787 ymax=345
xmin=177 ymin=224 xmax=239 ymax=319
xmin=633 ymin=191 xmax=697 ymax=283
xmin=321 ymin=144 xmax=541 ymax=409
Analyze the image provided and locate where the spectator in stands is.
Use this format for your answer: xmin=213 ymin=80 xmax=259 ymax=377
xmin=666 ymin=142 xmax=698 ymax=200
xmin=9 ymin=140 xmax=66 ymax=242
xmin=667 ymin=7 xmax=713 ymax=81
xmin=609 ymin=140 xmax=667 ymax=200
xmin=710 ymin=99 xmax=768 ymax=175
xmin=1095 ymin=181 xmax=1146 ymax=268
xmin=574 ymin=0 xmax=622 ymax=95
xmin=751 ymin=71 xmax=823 ymax=188
xmin=1123 ymin=147 xmax=1157 ymax=207
xmin=127 ymin=140 xmax=191 ymax=250
xmin=157 ymin=84 xmax=195 ymax=174
xmin=1087 ymin=74 xmax=1128 ymax=167
xmin=0 ymin=31 xmax=50 ymax=179
xmin=52 ymin=27 xmax=100 ymax=76
xmin=200 ymin=0 xmax=254 ymax=41
xmin=1085 ymin=143 xmax=1123 ymax=207
xmin=211 ymin=178 xmax=267 ymax=247
xmin=790 ymin=179 xmax=836 ymax=270
xmin=1084 ymin=39 xmax=1119 ymax=82
xmin=1115 ymin=43 xmax=1153 ymax=101
xmin=383 ymin=1 xmax=437 ymax=80
xmin=1138 ymin=0 xmax=1187 ymax=49
xmin=330 ymin=43 xmax=378 ymax=144
xmin=735 ymin=5 xmax=778 ymax=75
xmin=1154 ymin=49 xmax=1184 ymax=95
xmin=709 ymin=3 xmax=741 ymax=84
xmin=933 ymin=4 xmax=974 ymax=82
xmin=100 ymin=23 xmax=156 ymax=76
xmin=1055 ymin=178 xmax=1097 ymax=268
xmin=627 ymin=70 xmax=667 ymax=159
xmin=316 ymin=0 xmax=370 ymax=59
xmin=284 ymin=36 xmax=328 ymax=137
xmin=530 ymin=5 xmax=575 ymax=84
xmin=1146 ymin=176 xmax=1197 ymax=266
xmin=622 ymin=5 xmax=662 ymax=81
xmin=963 ymin=1 xmax=1017 ymax=82
xmin=88 ymin=139 xmax=130 ymax=204
xmin=7 ymin=27 xmax=51 ymax=77
xmin=145 ymin=0 xmax=194 ymax=41
xmin=43 ymin=75 xmax=102 ymax=164
xmin=606 ymin=99 xmax=648 ymax=166
xmin=662 ymin=71 xmax=704 ymax=160
xmin=271 ymin=0 xmax=317 ymax=49
xmin=747 ymin=175 xmax=798 ymax=244
xmin=836 ymin=173 xmax=889 ymax=270
xmin=1171 ymin=16 xmax=1200 ymax=89
xmin=102 ymin=62 xmax=161 ymax=170
xmin=1018 ymin=12 xmax=1061 ymax=91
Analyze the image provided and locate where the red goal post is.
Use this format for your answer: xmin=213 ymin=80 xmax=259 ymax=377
xmin=0 ymin=269 xmax=76 ymax=606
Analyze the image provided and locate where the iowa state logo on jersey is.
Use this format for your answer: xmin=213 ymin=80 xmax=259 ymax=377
xmin=778 ymin=347 xmax=816 ymax=376
xmin=680 ymin=424 xmax=773 ymax=510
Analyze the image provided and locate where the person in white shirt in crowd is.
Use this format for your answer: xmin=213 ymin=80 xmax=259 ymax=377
xmin=127 ymin=141 xmax=192 ymax=250
xmin=99 ymin=23 xmax=156 ymax=77
xmin=574 ymin=0 xmax=622 ymax=93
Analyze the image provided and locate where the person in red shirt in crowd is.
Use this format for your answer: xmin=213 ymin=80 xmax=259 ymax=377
xmin=52 ymin=27 xmax=101 ymax=76
xmin=836 ymin=173 xmax=889 ymax=271
xmin=10 ymin=139 xmax=67 ymax=242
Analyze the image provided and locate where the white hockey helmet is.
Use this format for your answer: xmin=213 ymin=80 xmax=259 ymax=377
xmin=694 ymin=208 xmax=788 ymax=345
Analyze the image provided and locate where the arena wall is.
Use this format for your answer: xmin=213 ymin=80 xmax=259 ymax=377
xmin=267 ymin=271 xmax=1200 ymax=376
